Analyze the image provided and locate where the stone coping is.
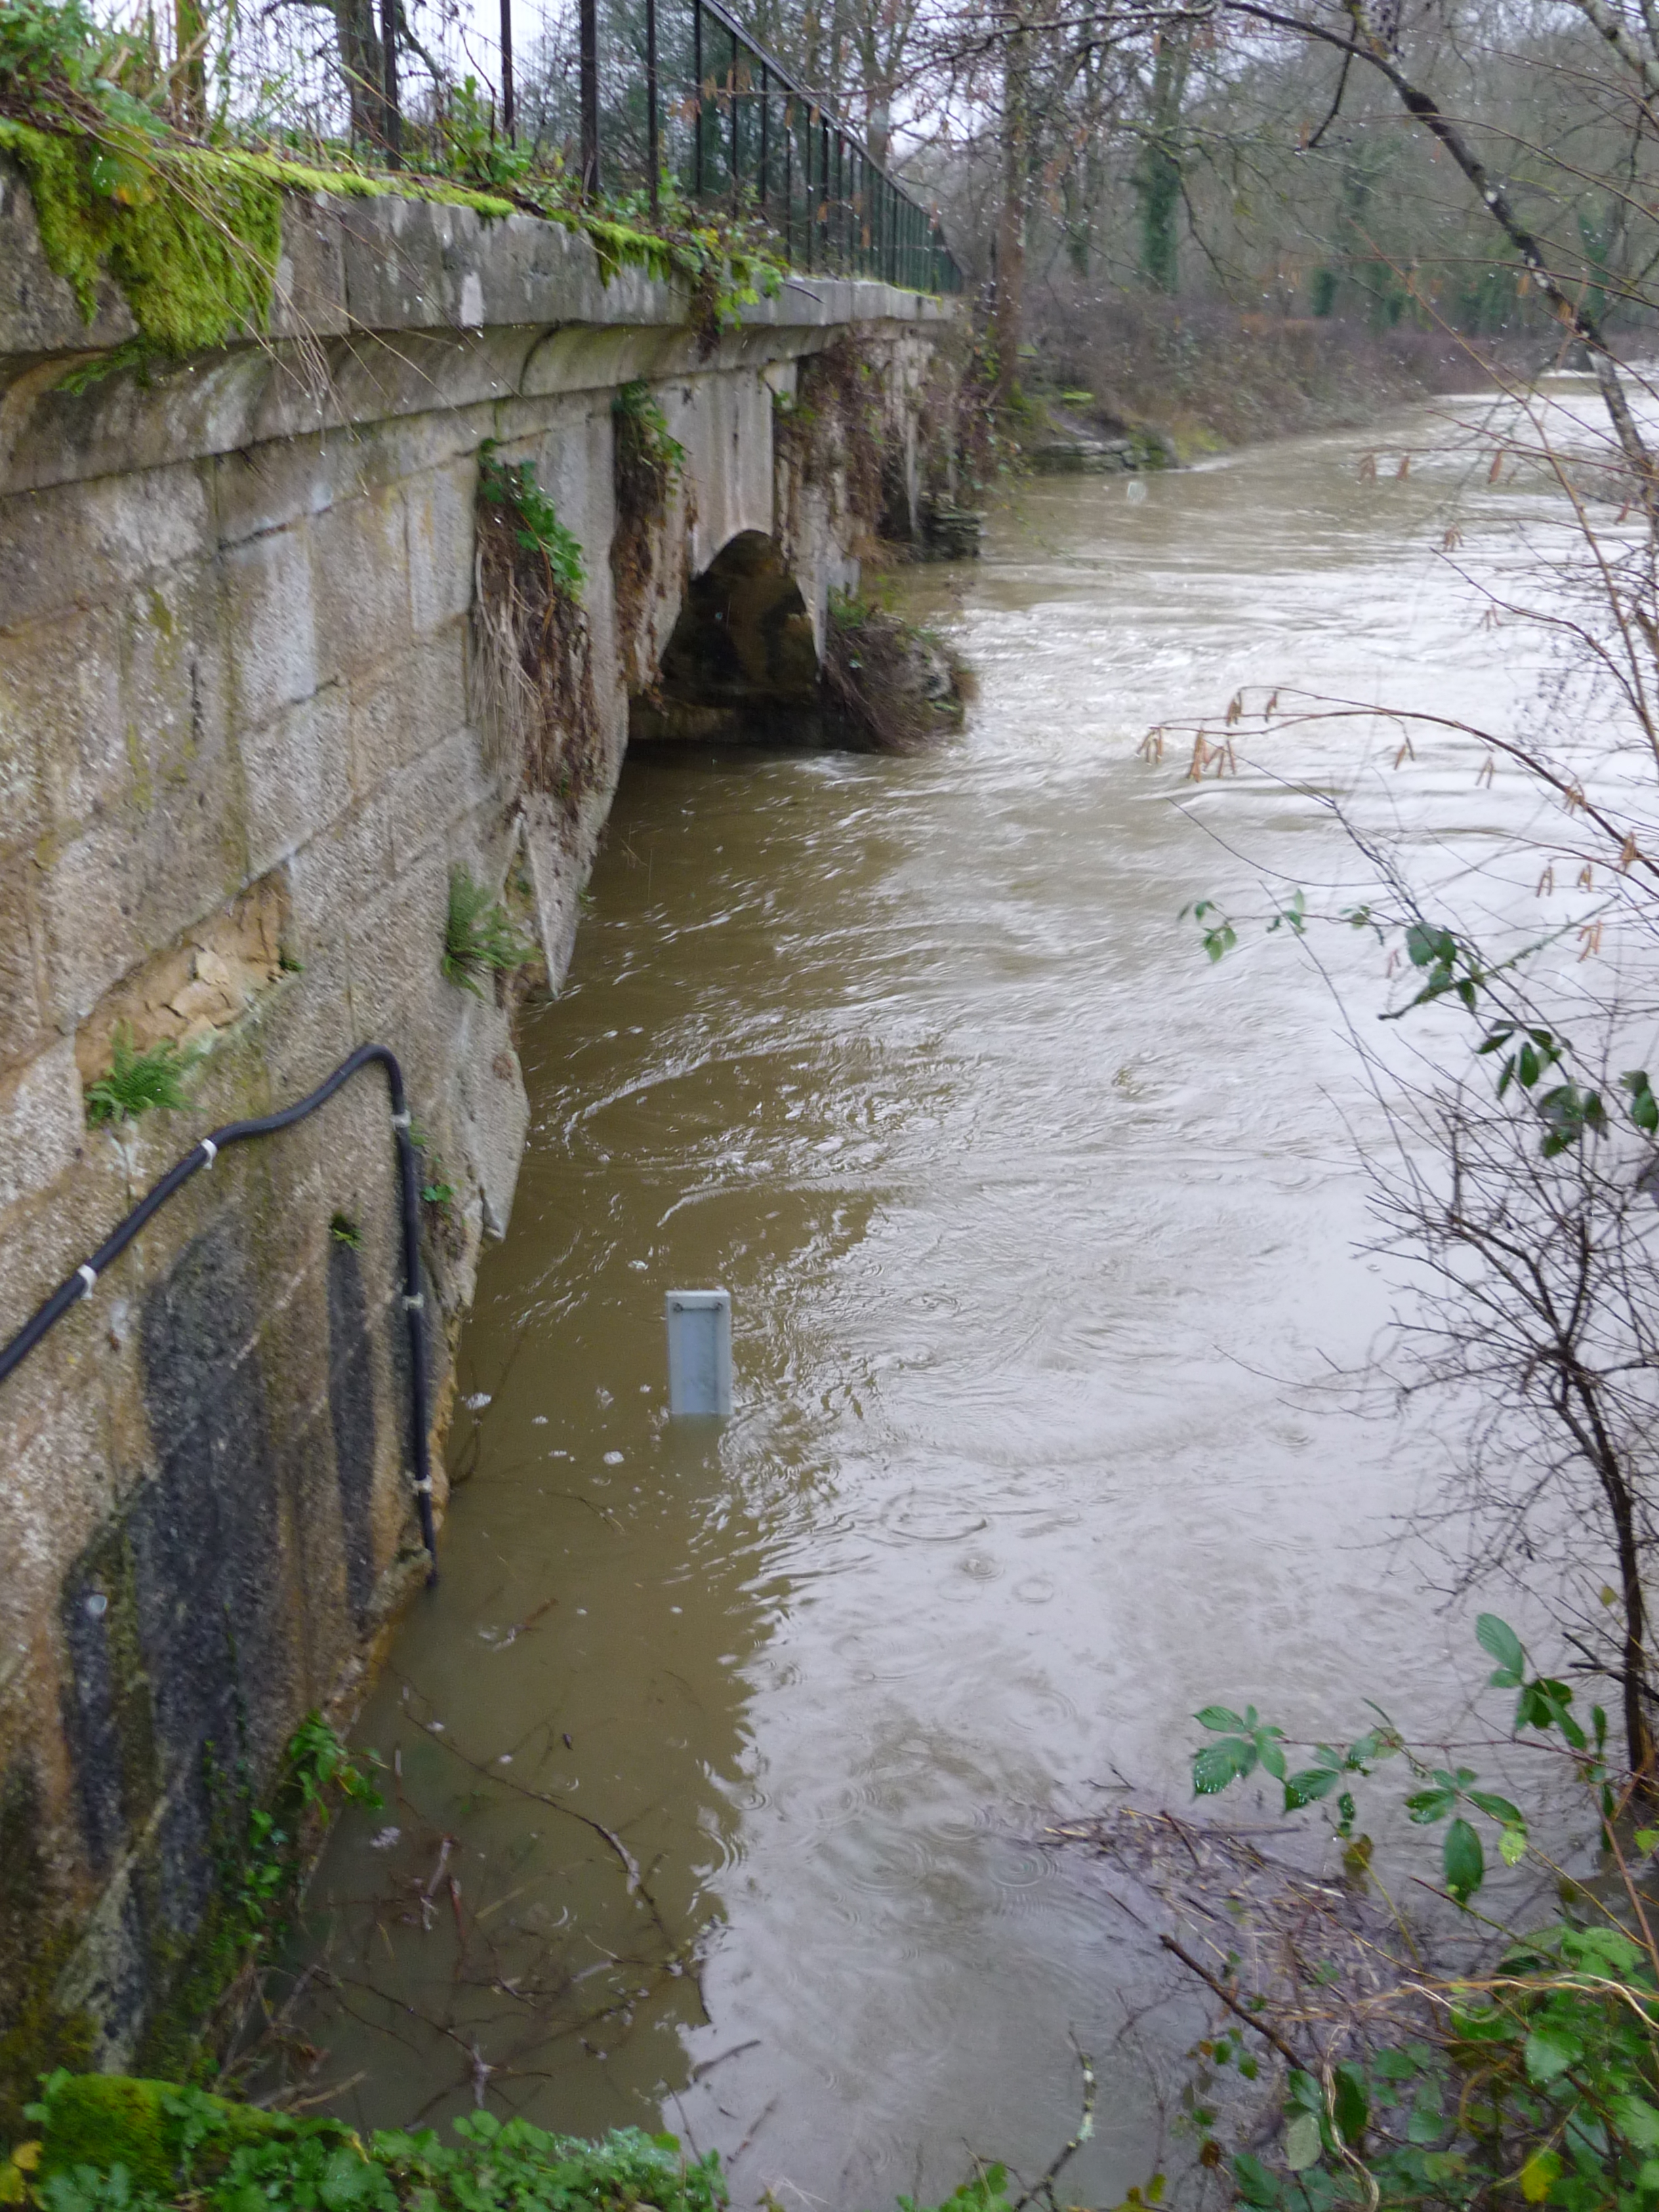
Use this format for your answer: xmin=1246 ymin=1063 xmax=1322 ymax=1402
xmin=0 ymin=155 xmax=950 ymax=363
xmin=0 ymin=159 xmax=953 ymax=495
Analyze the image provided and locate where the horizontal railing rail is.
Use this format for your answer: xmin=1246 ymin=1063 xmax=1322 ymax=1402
xmin=0 ymin=1044 xmax=439 ymax=1580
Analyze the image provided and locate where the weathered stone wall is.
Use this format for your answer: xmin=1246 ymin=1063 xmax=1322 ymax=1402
xmin=0 ymin=164 xmax=952 ymax=2107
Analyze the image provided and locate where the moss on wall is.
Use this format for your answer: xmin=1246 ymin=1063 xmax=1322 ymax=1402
xmin=0 ymin=123 xmax=281 ymax=354
xmin=0 ymin=122 xmax=520 ymax=360
xmin=0 ymin=1761 xmax=94 ymax=2146
xmin=0 ymin=115 xmax=779 ymax=371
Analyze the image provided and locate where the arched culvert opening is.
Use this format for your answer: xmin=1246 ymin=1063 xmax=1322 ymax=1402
xmin=630 ymin=531 xmax=820 ymax=743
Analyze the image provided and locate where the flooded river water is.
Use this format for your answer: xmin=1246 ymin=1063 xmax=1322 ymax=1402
xmin=292 ymin=396 xmax=1565 ymax=2203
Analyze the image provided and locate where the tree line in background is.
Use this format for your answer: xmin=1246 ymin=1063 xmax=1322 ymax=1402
xmin=680 ymin=0 xmax=1659 ymax=407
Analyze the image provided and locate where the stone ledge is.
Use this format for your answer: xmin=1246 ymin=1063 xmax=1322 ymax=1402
xmin=0 ymin=157 xmax=954 ymax=499
xmin=0 ymin=152 xmax=951 ymax=367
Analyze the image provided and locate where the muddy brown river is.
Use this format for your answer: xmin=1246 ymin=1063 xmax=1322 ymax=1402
xmin=289 ymin=396 xmax=1571 ymax=2203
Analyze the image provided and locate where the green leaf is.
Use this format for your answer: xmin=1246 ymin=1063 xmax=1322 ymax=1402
xmin=1407 ymin=2089 xmax=1446 ymax=2144
xmin=1231 ymin=2153 xmax=1281 ymax=2208
xmin=1475 ymin=1614 xmax=1525 ymax=1685
xmin=1331 ymin=2063 xmax=1368 ymax=2145
xmin=1499 ymin=1827 xmax=1528 ymax=1866
xmin=1443 ymin=1817 xmax=1484 ymax=1904
xmin=1610 ymin=2094 xmax=1659 ymax=2150
xmin=1405 ymin=921 xmax=1455 ymax=970
xmin=1519 ymin=2148 xmax=1562 ymax=2203
xmin=318 ymin=2149 xmax=374 ymax=2211
xmin=1282 ymin=2113 xmax=1322 ymax=2172
xmin=1285 ymin=2071 xmax=1323 ymax=2116
xmin=1193 ymin=1740 xmax=1255 ymax=1795
xmin=1623 ymin=1070 xmax=1659 ymax=1132
xmin=1284 ymin=1766 xmax=1343 ymax=1809
xmin=1194 ymin=1706 xmax=1245 ymax=1731
xmin=1406 ymin=1787 xmax=1456 ymax=1824
xmin=1467 ymin=1790 xmax=1523 ymax=1826
xmin=1635 ymin=1828 xmax=1659 ymax=1856
xmin=1524 ymin=2020 xmax=1584 ymax=2084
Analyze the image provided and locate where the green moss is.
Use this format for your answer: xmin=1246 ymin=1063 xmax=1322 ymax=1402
xmin=0 ymin=121 xmax=281 ymax=353
xmin=33 ymin=2076 xmax=180 ymax=2192
xmin=0 ymin=1763 xmax=95 ymax=2146
xmin=233 ymin=150 xmax=513 ymax=221
xmin=1 ymin=108 xmax=782 ymax=377
xmin=0 ymin=121 xmax=520 ymax=363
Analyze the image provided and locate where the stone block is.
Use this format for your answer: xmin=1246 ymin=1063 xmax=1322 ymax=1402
xmin=344 ymin=858 xmax=456 ymax=1070
xmin=0 ymin=155 xmax=136 ymax=361
xmin=223 ymin=522 xmax=318 ymax=729
xmin=0 ymin=1038 xmax=85 ymax=1214
xmin=453 ymin=1001 xmax=528 ymax=1240
xmin=241 ymin=953 xmax=355 ymax=1103
xmin=338 ymin=198 xmax=456 ymax=332
xmin=348 ymin=634 xmax=466 ymax=793
xmin=0 ymin=637 xmax=54 ymax=857
xmin=212 ymin=436 xmax=335 ymax=550
xmin=0 ymin=851 xmax=47 ymax=1076
xmin=3 ymin=600 xmax=123 ymax=840
xmin=310 ymin=490 xmax=410 ymax=690
xmin=283 ymin=789 xmax=396 ymax=958
xmin=386 ymin=726 xmax=489 ymax=874
xmin=38 ymin=750 xmax=247 ymax=1019
xmin=270 ymin=196 xmax=350 ymax=342
xmin=1 ymin=350 xmax=272 ymax=507
xmin=0 ymin=464 xmax=212 ymax=636
xmin=405 ymin=461 xmax=476 ymax=637
xmin=120 ymin=558 xmax=231 ymax=793
xmin=242 ymin=682 xmax=351 ymax=876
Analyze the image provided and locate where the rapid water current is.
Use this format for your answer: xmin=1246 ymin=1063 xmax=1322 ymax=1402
xmin=289 ymin=389 xmax=1596 ymax=2204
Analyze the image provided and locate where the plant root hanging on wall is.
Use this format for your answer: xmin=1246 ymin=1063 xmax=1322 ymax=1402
xmin=610 ymin=380 xmax=693 ymax=692
xmin=471 ymin=445 xmax=602 ymax=835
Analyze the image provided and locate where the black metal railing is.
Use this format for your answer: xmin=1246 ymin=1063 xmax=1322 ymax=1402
xmin=208 ymin=0 xmax=962 ymax=293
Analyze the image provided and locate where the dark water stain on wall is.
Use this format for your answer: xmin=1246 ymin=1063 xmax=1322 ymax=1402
xmin=327 ymin=1239 xmax=378 ymax=1627
xmin=129 ymin=1215 xmax=290 ymax=1931
xmin=56 ymin=1215 xmax=295 ymax=2055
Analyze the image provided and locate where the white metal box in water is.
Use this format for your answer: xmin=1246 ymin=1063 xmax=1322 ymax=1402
xmin=665 ymin=1289 xmax=732 ymax=1416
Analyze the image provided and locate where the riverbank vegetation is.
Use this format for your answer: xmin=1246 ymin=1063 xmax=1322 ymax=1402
xmin=0 ymin=2074 xmax=1016 ymax=2212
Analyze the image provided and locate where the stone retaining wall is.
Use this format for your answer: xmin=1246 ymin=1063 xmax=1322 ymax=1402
xmin=0 ymin=164 xmax=952 ymax=2105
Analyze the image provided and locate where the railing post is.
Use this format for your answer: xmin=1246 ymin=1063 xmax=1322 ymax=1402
xmin=783 ymin=98 xmax=794 ymax=261
xmin=834 ymin=128 xmax=844 ymax=270
xmin=499 ymin=0 xmax=514 ymax=140
xmin=380 ymin=0 xmax=401 ymax=166
xmin=579 ymin=0 xmax=599 ymax=196
xmin=646 ymin=0 xmax=659 ymax=213
xmin=758 ymin=62 xmax=768 ymax=208
xmin=729 ymin=24 xmax=739 ymax=205
xmin=693 ymin=0 xmax=704 ymax=198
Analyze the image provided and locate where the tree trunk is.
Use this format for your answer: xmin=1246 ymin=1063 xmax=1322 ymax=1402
xmin=993 ymin=24 xmax=1030 ymax=415
xmin=1135 ymin=28 xmax=1188 ymax=294
xmin=333 ymin=0 xmax=387 ymax=148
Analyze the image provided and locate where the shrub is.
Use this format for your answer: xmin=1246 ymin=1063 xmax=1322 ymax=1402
xmin=1185 ymin=1619 xmax=1659 ymax=2207
xmin=476 ymin=442 xmax=586 ymax=592
xmin=83 ymin=1029 xmax=192 ymax=1126
xmin=442 ymin=868 xmax=534 ymax=998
